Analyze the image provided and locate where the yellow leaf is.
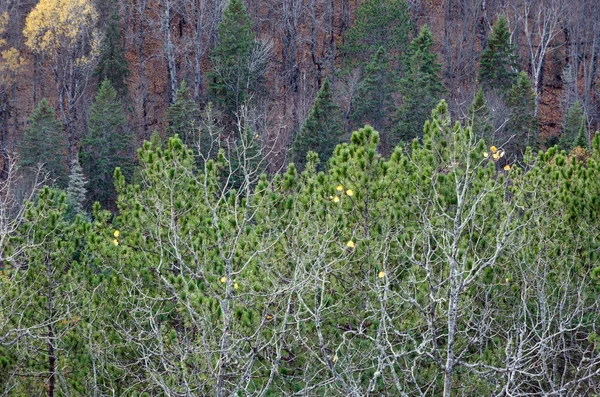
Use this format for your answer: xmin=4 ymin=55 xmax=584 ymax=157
xmin=23 ymin=0 xmax=98 ymax=54
xmin=332 ymin=355 xmax=338 ymax=363
xmin=346 ymin=240 xmax=355 ymax=248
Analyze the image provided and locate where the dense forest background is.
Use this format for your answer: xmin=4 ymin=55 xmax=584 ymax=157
xmin=1 ymin=0 xmax=600 ymax=193
xmin=3 ymin=0 xmax=600 ymax=396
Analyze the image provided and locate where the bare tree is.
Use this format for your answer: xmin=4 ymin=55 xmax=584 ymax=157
xmin=513 ymin=0 xmax=565 ymax=117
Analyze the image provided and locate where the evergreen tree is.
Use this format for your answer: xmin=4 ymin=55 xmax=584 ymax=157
xmin=575 ymin=123 xmax=589 ymax=149
xmin=341 ymin=0 xmax=411 ymax=68
xmin=96 ymin=5 xmax=130 ymax=97
xmin=19 ymin=98 xmax=68 ymax=187
xmin=66 ymin=157 xmax=87 ymax=214
xmin=166 ymin=80 xmax=200 ymax=145
xmin=505 ymin=72 xmax=536 ymax=157
xmin=394 ymin=25 xmax=444 ymax=144
xmin=559 ymin=101 xmax=586 ymax=151
xmin=479 ymin=16 xmax=519 ymax=94
xmin=80 ymin=79 xmax=133 ymax=210
xmin=468 ymin=87 xmax=493 ymax=143
xmin=351 ymin=47 xmax=396 ymax=149
xmin=292 ymin=78 xmax=344 ymax=171
xmin=1 ymin=188 xmax=88 ymax=395
xmin=208 ymin=0 xmax=260 ymax=120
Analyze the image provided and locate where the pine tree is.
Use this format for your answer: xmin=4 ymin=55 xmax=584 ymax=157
xmin=166 ymin=80 xmax=200 ymax=145
xmin=19 ymin=98 xmax=68 ymax=187
xmin=351 ymin=47 xmax=396 ymax=149
xmin=479 ymin=16 xmax=519 ymax=94
xmin=66 ymin=157 xmax=87 ymax=214
xmin=208 ymin=0 xmax=257 ymax=120
xmin=80 ymin=79 xmax=133 ymax=210
xmin=292 ymin=78 xmax=344 ymax=171
xmin=469 ymin=87 xmax=493 ymax=143
xmin=1 ymin=188 xmax=88 ymax=396
xmin=559 ymin=101 xmax=586 ymax=151
xmin=341 ymin=0 xmax=411 ymax=68
xmin=505 ymin=72 xmax=536 ymax=157
xmin=394 ymin=25 xmax=444 ymax=144
xmin=96 ymin=5 xmax=130 ymax=98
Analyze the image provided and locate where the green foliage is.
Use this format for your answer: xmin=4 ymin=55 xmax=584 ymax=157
xmin=66 ymin=157 xmax=87 ymax=214
xmin=505 ymin=71 xmax=536 ymax=156
xmin=351 ymin=47 xmax=396 ymax=148
xmin=4 ymin=99 xmax=600 ymax=396
xmin=19 ymin=98 xmax=68 ymax=187
xmin=166 ymin=80 xmax=200 ymax=145
xmin=208 ymin=0 xmax=262 ymax=120
xmin=479 ymin=16 xmax=519 ymax=93
xmin=341 ymin=0 xmax=410 ymax=67
xmin=292 ymin=78 xmax=344 ymax=171
xmin=0 ymin=188 xmax=88 ymax=395
xmin=80 ymin=79 xmax=133 ymax=210
xmin=96 ymin=7 xmax=130 ymax=98
xmin=394 ymin=25 xmax=444 ymax=144
xmin=560 ymin=101 xmax=587 ymax=151
xmin=469 ymin=87 xmax=493 ymax=142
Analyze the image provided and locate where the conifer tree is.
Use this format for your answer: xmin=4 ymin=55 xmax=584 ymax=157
xmin=342 ymin=0 xmax=411 ymax=67
xmin=66 ymin=157 xmax=87 ymax=214
xmin=479 ymin=16 xmax=519 ymax=94
xmin=575 ymin=124 xmax=589 ymax=149
xmin=208 ymin=0 xmax=259 ymax=120
xmin=505 ymin=72 xmax=536 ymax=156
xmin=394 ymin=25 xmax=444 ymax=144
xmin=80 ymin=79 xmax=133 ymax=210
xmin=1 ymin=188 xmax=87 ymax=396
xmin=351 ymin=47 xmax=395 ymax=148
xmin=560 ymin=101 xmax=586 ymax=151
xmin=19 ymin=99 xmax=68 ymax=187
xmin=292 ymin=78 xmax=344 ymax=171
xmin=469 ymin=87 xmax=493 ymax=143
xmin=96 ymin=6 xmax=130 ymax=98
xmin=166 ymin=80 xmax=200 ymax=145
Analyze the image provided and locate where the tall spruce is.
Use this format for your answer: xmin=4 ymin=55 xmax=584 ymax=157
xmin=80 ymin=79 xmax=133 ymax=210
xmin=351 ymin=47 xmax=396 ymax=149
xmin=560 ymin=101 xmax=586 ymax=151
xmin=505 ymin=72 xmax=536 ymax=156
xmin=66 ymin=157 xmax=87 ymax=214
xmin=19 ymin=99 xmax=68 ymax=187
xmin=96 ymin=7 xmax=130 ymax=98
xmin=208 ymin=0 xmax=256 ymax=120
xmin=166 ymin=80 xmax=200 ymax=145
xmin=341 ymin=0 xmax=411 ymax=68
xmin=394 ymin=25 xmax=444 ymax=144
xmin=479 ymin=16 xmax=519 ymax=94
xmin=292 ymin=78 xmax=344 ymax=171
xmin=469 ymin=87 xmax=493 ymax=143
